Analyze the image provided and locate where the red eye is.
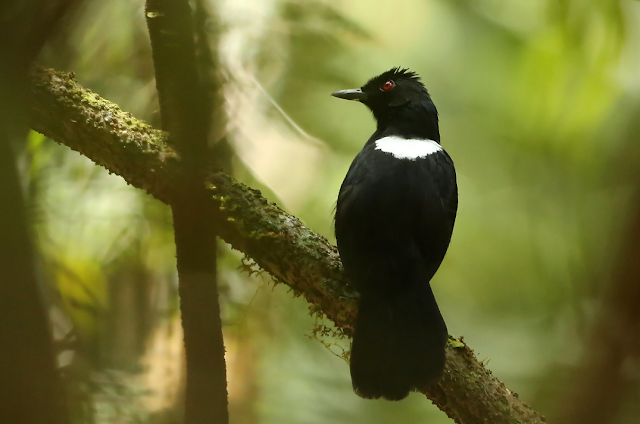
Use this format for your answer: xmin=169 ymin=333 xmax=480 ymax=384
xmin=382 ymin=80 xmax=395 ymax=91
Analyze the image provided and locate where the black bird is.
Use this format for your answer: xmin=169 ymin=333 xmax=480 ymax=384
xmin=332 ymin=68 xmax=457 ymax=401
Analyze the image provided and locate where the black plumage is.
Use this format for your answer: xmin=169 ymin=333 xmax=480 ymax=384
xmin=332 ymin=68 xmax=457 ymax=401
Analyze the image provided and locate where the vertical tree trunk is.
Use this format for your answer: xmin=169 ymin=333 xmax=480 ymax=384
xmin=0 ymin=133 xmax=68 ymax=424
xmin=560 ymin=199 xmax=640 ymax=424
xmin=145 ymin=0 xmax=230 ymax=422
xmin=173 ymin=200 xmax=229 ymax=423
xmin=0 ymin=3 xmax=72 ymax=422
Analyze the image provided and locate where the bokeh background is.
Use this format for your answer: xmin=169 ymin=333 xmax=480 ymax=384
xmin=18 ymin=0 xmax=640 ymax=422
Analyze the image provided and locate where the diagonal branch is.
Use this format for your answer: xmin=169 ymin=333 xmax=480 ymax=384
xmin=29 ymin=66 xmax=546 ymax=424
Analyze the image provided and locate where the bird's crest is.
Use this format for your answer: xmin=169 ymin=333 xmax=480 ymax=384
xmin=363 ymin=67 xmax=422 ymax=90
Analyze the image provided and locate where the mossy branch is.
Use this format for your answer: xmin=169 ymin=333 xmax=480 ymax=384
xmin=29 ymin=66 xmax=546 ymax=424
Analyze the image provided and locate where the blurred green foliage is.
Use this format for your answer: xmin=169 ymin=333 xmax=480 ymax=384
xmin=20 ymin=0 xmax=640 ymax=422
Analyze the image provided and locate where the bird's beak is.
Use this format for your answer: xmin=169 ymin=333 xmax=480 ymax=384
xmin=331 ymin=88 xmax=368 ymax=101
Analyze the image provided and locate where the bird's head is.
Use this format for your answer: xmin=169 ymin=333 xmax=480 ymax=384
xmin=332 ymin=67 xmax=439 ymax=140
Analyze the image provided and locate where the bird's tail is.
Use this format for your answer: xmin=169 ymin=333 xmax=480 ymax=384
xmin=349 ymin=283 xmax=447 ymax=401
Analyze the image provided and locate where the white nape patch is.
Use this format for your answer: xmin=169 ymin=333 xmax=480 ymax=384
xmin=374 ymin=136 xmax=442 ymax=160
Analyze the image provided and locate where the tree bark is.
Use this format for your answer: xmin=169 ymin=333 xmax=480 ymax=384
xmin=0 ymin=2 xmax=76 ymax=422
xmin=29 ymin=66 xmax=546 ymax=424
xmin=558 ymin=194 xmax=640 ymax=424
xmin=145 ymin=0 xmax=229 ymax=422
xmin=0 ymin=119 xmax=68 ymax=424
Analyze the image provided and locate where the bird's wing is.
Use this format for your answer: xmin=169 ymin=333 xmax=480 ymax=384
xmin=433 ymin=150 xmax=458 ymax=225
xmin=411 ymin=150 xmax=457 ymax=279
xmin=335 ymin=148 xmax=369 ymax=227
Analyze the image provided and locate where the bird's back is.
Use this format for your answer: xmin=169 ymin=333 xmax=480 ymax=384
xmin=335 ymin=140 xmax=457 ymax=295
